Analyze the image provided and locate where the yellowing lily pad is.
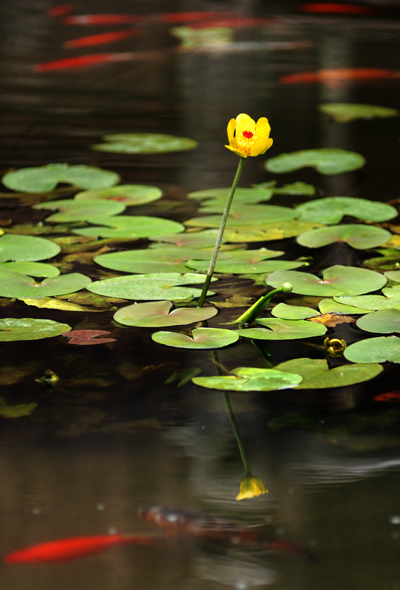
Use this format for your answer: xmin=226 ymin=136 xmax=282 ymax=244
xmin=319 ymin=103 xmax=399 ymax=123
xmin=296 ymin=196 xmax=397 ymax=224
xmin=91 ymin=133 xmax=198 ymax=154
xmin=151 ymin=327 xmax=238 ymax=349
xmin=0 ymin=269 xmax=91 ymax=298
xmin=297 ymin=224 xmax=391 ymax=250
xmin=0 ymin=261 xmax=59 ymax=278
xmin=185 ymin=205 xmax=296 ymax=228
xmin=344 ymin=336 xmax=400 ymax=364
xmin=0 ymin=318 xmax=71 ymax=341
xmin=2 ymin=163 xmax=120 ymax=193
xmin=265 ymin=148 xmax=365 ymax=175
xmin=237 ymin=318 xmax=327 ymax=340
xmin=356 ymin=308 xmax=400 ymax=334
xmin=192 ymin=367 xmax=303 ymax=391
xmin=33 ymin=198 xmax=125 ymax=222
xmin=186 ymin=257 xmax=303 ymax=275
xmin=223 ymin=220 xmax=322 ymax=242
xmin=0 ymin=234 xmax=60 ymax=261
xmin=114 ymin=301 xmax=217 ymax=327
xmin=73 ymin=216 xmax=185 ymax=239
xmin=74 ymin=184 xmax=163 ymax=206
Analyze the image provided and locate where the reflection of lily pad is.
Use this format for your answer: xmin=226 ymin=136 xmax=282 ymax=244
xmin=344 ymin=336 xmax=400 ymax=364
xmin=73 ymin=216 xmax=185 ymax=239
xmin=319 ymin=103 xmax=399 ymax=123
xmin=0 ymin=234 xmax=60 ymax=262
xmin=0 ymin=398 xmax=38 ymax=418
xmin=92 ymin=133 xmax=198 ymax=154
xmin=296 ymin=197 xmax=397 ymax=224
xmin=0 ymin=269 xmax=91 ymax=298
xmin=276 ymin=358 xmax=383 ymax=388
xmin=0 ymin=318 xmax=71 ymax=341
xmin=34 ymin=199 xmax=125 ymax=222
xmin=0 ymin=262 xmax=59 ymax=278
xmin=356 ymin=309 xmax=400 ymax=334
xmin=114 ymin=301 xmax=217 ymax=327
xmin=2 ymin=163 xmax=120 ymax=193
xmin=185 ymin=205 xmax=296 ymax=228
xmin=74 ymin=185 xmax=163 ymax=206
xmin=193 ymin=367 xmax=303 ymax=391
xmin=267 ymin=266 xmax=386 ymax=296
xmin=297 ymin=224 xmax=391 ymax=250
xmin=237 ymin=318 xmax=327 ymax=340
xmin=152 ymin=327 xmax=238 ymax=349
xmin=188 ymin=187 xmax=273 ymax=204
xmin=265 ymin=148 xmax=365 ymax=175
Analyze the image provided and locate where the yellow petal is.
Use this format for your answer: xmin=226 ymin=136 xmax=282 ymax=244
xmin=227 ymin=118 xmax=236 ymax=147
xmin=225 ymin=144 xmax=249 ymax=158
xmin=250 ymin=117 xmax=273 ymax=156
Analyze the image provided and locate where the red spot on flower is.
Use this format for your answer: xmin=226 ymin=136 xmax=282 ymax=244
xmin=242 ymin=130 xmax=254 ymax=139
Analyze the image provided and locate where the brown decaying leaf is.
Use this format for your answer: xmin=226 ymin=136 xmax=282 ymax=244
xmin=61 ymin=329 xmax=117 ymax=345
xmin=308 ymin=313 xmax=355 ymax=327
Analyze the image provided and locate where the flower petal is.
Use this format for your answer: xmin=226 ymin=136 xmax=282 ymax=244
xmin=227 ymin=118 xmax=236 ymax=147
xmin=225 ymin=144 xmax=249 ymax=158
xmin=235 ymin=113 xmax=256 ymax=136
xmin=250 ymin=117 xmax=273 ymax=156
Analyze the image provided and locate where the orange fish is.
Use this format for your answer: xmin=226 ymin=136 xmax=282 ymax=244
xmin=4 ymin=534 xmax=160 ymax=564
xmin=62 ymin=14 xmax=143 ymax=25
xmin=190 ymin=17 xmax=273 ymax=29
xmin=34 ymin=51 xmax=152 ymax=71
xmin=47 ymin=4 xmax=75 ymax=18
xmin=299 ymin=3 xmax=382 ymax=15
xmin=280 ymin=68 xmax=399 ymax=87
xmin=64 ymin=29 xmax=137 ymax=49
xmin=159 ymin=11 xmax=235 ymax=23
xmin=374 ymin=391 xmax=400 ymax=403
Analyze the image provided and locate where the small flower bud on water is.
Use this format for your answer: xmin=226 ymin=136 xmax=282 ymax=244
xmin=281 ymin=283 xmax=293 ymax=294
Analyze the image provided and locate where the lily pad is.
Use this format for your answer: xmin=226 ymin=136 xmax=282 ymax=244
xmin=73 ymin=216 xmax=185 ymax=239
xmin=297 ymin=224 xmax=391 ymax=250
xmin=187 ymin=187 xmax=273 ymax=204
xmin=356 ymin=309 xmax=400 ymax=334
xmin=0 ymin=318 xmax=71 ymax=341
xmin=267 ymin=266 xmax=386 ymax=297
xmin=149 ymin=230 xmax=222 ymax=249
xmin=318 ymin=298 xmax=369 ymax=315
xmin=319 ymin=103 xmax=399 ymax=123
xmin=0 ymin=234 xmax=60 ymax=262
xmin=114 ymin=301 xmax=218 ymax=327
xmin=185 ymin=205 xmax=296 ymax=228
xmin=270 ymin=181 xmax=316 ymax=196
xmin=223 ymin=220 xmax=322 ymax=242
xmin=2 ymin=163 xmax=120 ymax=193
xmin=186 ymin=258 xmax=304 ymax=275
xmin=276 ymin=357 xmax=383 ymax=388
xmin=192 ymin=367 xmax=303 ymax=391
xmin=91 ymin=133 xmax=198 ymax=154
xmin=151 ymin=327 xmax=238 ymax=349
xmin=265 ymin=148 xmax=365 ymax=175
xmin=74 ymin=184 xmax=163 ymax=206
xmin=88 ymin=273 xmax=215 ymax=302
xmin=271 ymin=302 xmax=320 ymax=319
xmin=0 ymin=261 xmax=60 ymax=278
xmin=385 ymin=270 xmax=400 ymax=282
xmin=237 ymin=318 xmax=327 ymax=340
xmin=33 ymin=199 xmax=125 ymax=222
xmin=344 ymin=336 xmax=400 ymax=364
xmin=295 ymin=197 xmax=397 ymax=225
xmin=0 ymin=269 xmax=91 ymax=298
xmin=335 ymin=287 xmax=400 ymax=311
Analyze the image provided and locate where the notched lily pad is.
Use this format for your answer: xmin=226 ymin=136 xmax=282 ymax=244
xmin=0 ymin=318 xmax=71 ymax=341
xmin=0 ymin=234 xmax=60 ymax=262
xmin=265 ymin=148 xmax=365 ymax=175
xmin=114 ymin=301 xmax=217 ymax=327
xmin=296 ymin=196 xmax=397 ymax=225
xmin=187 ymin=187 xmax=274 ymax=204
xmin=344 ymin=336 xmax=400 ymax=364
xmin=223 ymin=220 xmax=322 ymax=242
xmin=319 ymin=103 xmax=399 ymax=123
xmin=74 ymin=184 xmax=163 ymax=206
xmin=335 ymin=287 xmax=400 ymax=311
xmin=238 ymin=318 xmax=327 ymax=340
xmin=92 ymin=133 xmax=198 ymax=154
xmin=297 ymin=224 xmax=391 ymax=250
xmin=185 ymin=205 xmax=296 ymax=228
xmin=73 ymin=215 xmax=185 ymax=239
xmin=149 ymin=230 xmax=222 ymax=249
xmin=152 ymin=327 xmax=239 ymax=349
xmin=0 ymin=269 xmax=91 ymax=298
xmin=33 ymin=198 xmax=125 ymax=222
xmin=192 ymin=367 xmax=303 ymax=391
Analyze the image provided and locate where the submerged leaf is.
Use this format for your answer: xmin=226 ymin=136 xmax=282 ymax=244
xmin=265 ymin=148 xmax=365 ymax=175
xmin=92 ymin=133 xmax=198 ymax=154
xmin=0 ymin=399 xmax=38 ymax=419
xmin=62 ymin=330 xmax=116 ymax=345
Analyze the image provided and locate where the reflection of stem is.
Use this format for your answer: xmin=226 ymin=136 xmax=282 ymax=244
xmin=251 ymin=340 xmax=274 ymax=367
xmin=223 ymin=392 xmax=251 ymax=477
xmin=197 ymin=157 xmax=245 ymax=308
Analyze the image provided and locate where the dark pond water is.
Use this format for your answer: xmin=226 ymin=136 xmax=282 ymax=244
xmin=1 ymin=1 xmax=400 ymax=589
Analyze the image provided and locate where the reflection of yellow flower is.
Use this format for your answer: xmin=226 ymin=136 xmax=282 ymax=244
xmin=225 ymin=114 xmax=273 ymax=158
xmin=236 ymin=475 xmax=268 ymax=501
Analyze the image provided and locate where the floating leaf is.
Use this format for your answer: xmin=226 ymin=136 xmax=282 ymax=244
xmin=185 ymin=205 xmax=296 ymax=227
xmin=344 ymin=336 xmax=400 ymax=364
xmin=74 ymin=184 xmax=162 ymax=206
xmin=0 ymin=234 xmax=60 ymax=262
xmin=33 ymin=199 xmax=125 ymax=222
xmin=0 ymin=318 xmax=71 ymax=341
xmin=149 ymin=230 xmax=222 ymax=249
xmin=62 ymin=329 xmax=116 ymax=345
xmin=88 ymin=273 xmax=215 ymax=302
xmin=2 ymin=163 xmax=120 ymax=193
xmin=267 ymin=266 xmax=386 ymax=296
xmin=19 ymin=297 xmax=101 ymax=312
xmin=335 ymin=287 xmax=400 ymax=311
xmin=0 ymin=398 xmax=38 ymax=419
xmin=0 ymin=269 xmax=91 ymax=298
xmin=270 ymin=181 xmax=316 ymax=196
xmin=0 ymin=261 xmax=59 ymax=278
xmin=265 ymin=148 xmax=365 ymax=175
xmin=295 ymin=196 xmax=397 ymax=224
xmin=186 ymin=258 xmax=303 ymax=275
xmin=297 ymin=224 xmax=391 ymax=250
xmin=237 ymin=318 xmax=326 ymax=340
xmin=114 ymin=301 xmax=217 ymax=327
xmin=92 ymin=133 xmax=198 ymax=154
xmin=271 ymin=302 xmax=320 ymax=319
xmin=152 ymin=327 xmax=238 ymax=349
xmin=356 ymin=309 xmax=400 ymax=334
xmin=73 ymin=216 xmax=185 ymax=239
xmin=187 ymin=187 xmax=273 ymax=204
xmin=192 ymin=367 xmax=303 ymax=391
xmin=318 ymin=298 xmax=369 ymax=315
xmin=223 ymin=220 xmax=322 ymax=242
xmin=309 ymin=313 xmax=355 ymax=327
xmin=276 ymin=358 xmax=383 ymax=388
xmin=385 ymin=270 xmax=400 ymax=282
xmin=319 ymin=103 xmax=399 ymax=123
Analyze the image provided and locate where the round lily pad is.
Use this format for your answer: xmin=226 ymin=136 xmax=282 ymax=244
xmin=192 ymin=367 xmax=303 ymax=391
xmin=0 ymin=269 xmax=91 ymax=298
xmin=271 ymin=302 xmax=320 ymax=319
xmin=237 ymin=318 xmax=327 ymax=340
xmin=264 ymin=148 xmax=365 ymax=175
xmin=297 ymin=224 xmax=391 ymax=250
xmin=356 ymin=308 xmax=400 ymax=334
xmin=385 ymin=270 xmax=400 ymax=283
xmin=0 ymin=261 xmax=60 ymax=278
xmin=91 ymin=133 xmax=198 ymax=154
xmin=149 ymin=230 xmax=222 ymax=249
xmin=187 ymin=187 xmax=273 ymax=204
xmin=344 ymin=336 xmax=400 ymax=364
xmin=2 ymin=163 xmax=120 ymax=193
xmin=74 ymin=184 xmax=163 ymax=206
xmin=151 ymin=327 xmax=238 ymax=349
xmin=0 ymin=318 xmax=71 ymax=341
xmin=295 ymin=197 xmax=397 ymax=225
xmin=334 ymin=287 xmax=400 ymax=311
xmin=185 ymin=205 xmax=296 ymax=228
xmin=114 ymin=301 xmax=217 ymax=327
xmin=186 ymin=258 xmax=304 ymax=275
xmin=33 ymin=199 xmax=125 ymax=222
xmin=318 ymin=103 xmax=399 ymax=123
xmin=73 ymin=216 xmax=185 ymax=239
xmin=223 ymin=220 xmax=321 ymax=242
xmin=0 ymin=234 xmax=60 ymax=262
xmin=267 ymin=266 xmax=386 ymax=297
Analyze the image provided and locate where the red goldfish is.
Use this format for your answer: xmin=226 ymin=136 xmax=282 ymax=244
xmin=64 ymin=29 xmax=137 ymax=49
xmin=280 ymin=68 xmax=399 ymax=87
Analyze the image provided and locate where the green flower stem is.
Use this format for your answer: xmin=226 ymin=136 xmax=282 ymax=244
xmin=223 ymin=392 xmax=251 ymax=477
xmin=234 ymin=282 xmax=293 ymax=325
xmin=197 ymin=157 xmax=245 ymax=308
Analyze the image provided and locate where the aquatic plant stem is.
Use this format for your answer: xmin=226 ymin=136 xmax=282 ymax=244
xmin=197 ymin=157 xmax=245 ymax=308
xmin=223 ymin=392 xmax=251 ymax=477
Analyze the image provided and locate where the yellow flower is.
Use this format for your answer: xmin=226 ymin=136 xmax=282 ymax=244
xmin=225 ymin=113 xmax=273 ymax=158
xmin=236 ymin=475 xmax=268 ymax=501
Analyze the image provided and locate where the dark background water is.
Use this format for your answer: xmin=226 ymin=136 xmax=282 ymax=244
xmin=1 ymin=1 xmax=400 ymax=589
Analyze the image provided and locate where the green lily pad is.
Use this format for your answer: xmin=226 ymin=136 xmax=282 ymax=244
xmin=223 ymin=220 xmax=322 ymax=242
xmin=186 ymin=258 xmax=303 ymax=275
xmin=33 ymin=199 xmax=125 ymax=222
xmin=73 ymin=216 xmax=185 ymax=239
xmin=265 ymin=148 xmax=365 ymax=175
xmin=267 ymin=266 xmax=386 ymax=297
xmin=74 ymin=184 xmax=163 ymax=206
xmin=276 ymin=357 xmax=383 ymax=388
xmin=270 ymin=181 xmax=316 ymax=196
xmin=0 ymin=318 xmax=71 ymax=341
xmin=185 ymin=205 xmax=296 ymax=228
xmin=87 ymin=272 xmax=215 ymax=302
xmin=0 ymin=261 xmax=60 ymax=278
xmin=385 ymin=270 xmax=400 ymax=282
xmin=237 ymin=318 xmax=326 ymax=340
xmin=0 ymin=234 xmax=60 ymax=262
xmin=271 ymin=302 xmax=320 ymax=319
xmin=114 ymin=301 xmax=218 ymax=327
xmin=318 ymin=298 xmax=369 ymax=315
xmin=192 ymin=366 xmax=303 ymax=391
xmin=356 ymin=308 xmax=400 ymax=334
xmin=319 ymin=103 xmax=399 ymax=123
xmin=297 ymin=224 xmax=391 ymax=250
xmin=91 ymin=133 xmax=198 ymax=154
xmin=149 ymin=230 xmax=222 ymax=249
xmin=187 ymin=187 xmax=273 ymax=204
xmin=295 ymin=197 xmax=397 ymax=225
xmin=151 ymin=327 xmax=238 ymax=349
xmin=335 ymin=287 xmax=400 ymax=311
xmin=0 ymin=269 xmax=91 ymax=298
xmin=344 ymin=336 xmax=400 ymax=363
xmin=2 ymin=163 xmax=120 ymax=193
